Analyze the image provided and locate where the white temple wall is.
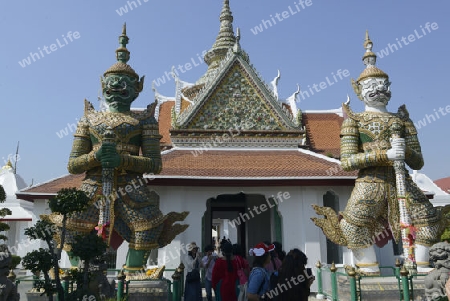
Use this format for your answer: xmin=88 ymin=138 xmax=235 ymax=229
xmin=26 ymin=184 xmax=399 ymax=275
xmin=152 ymin=184 xmax=359 ymax=280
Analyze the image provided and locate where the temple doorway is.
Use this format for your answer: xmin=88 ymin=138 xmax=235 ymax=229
xmin=202 ymin=192 xmax=283 ymax=254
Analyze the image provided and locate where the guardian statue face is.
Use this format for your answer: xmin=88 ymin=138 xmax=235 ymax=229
xmin=360 ymin=77 xmax=391 ymax=108
xmin=102 ymin=74 xmax=138 ymax=112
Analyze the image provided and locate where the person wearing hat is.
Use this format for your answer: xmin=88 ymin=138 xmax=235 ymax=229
xmin=183 ymin=242 xmax=202 ymax=301
xmin=247 ymin=242 xmax=274 ymax=300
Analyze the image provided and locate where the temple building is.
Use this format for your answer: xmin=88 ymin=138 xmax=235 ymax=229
xmin=14 ymin=0 xmax=449 ymax=290
xmin=0 ymin=160 xmax=33 ymax=260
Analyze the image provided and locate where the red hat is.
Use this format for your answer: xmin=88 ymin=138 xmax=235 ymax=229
xmin=249 ymin=242 xmax=275 ymax=257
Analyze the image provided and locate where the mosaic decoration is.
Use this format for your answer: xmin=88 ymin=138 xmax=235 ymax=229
xmin=46 ymin=24 xmax=189 ymax=274
xmin=311 ymin=32 xmax=448 ymax=259
xmin=190 ymin=64 xmax=284 ymax=131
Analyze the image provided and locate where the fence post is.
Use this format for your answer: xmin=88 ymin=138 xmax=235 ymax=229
xmin=178 ymin=263 xmax=185 ymax=297
xmin=15 ymin=279 xmax=20 ymax=292
xmin=395 ymin=258 xmax=402 ymax=301
xmin=315 ymin=261 xmax=325 ymax=299
xmin=61 ymin=270 xmax=71 ymax=300
xmin=400 ymin=265 xmax=410 ymax=301
xmin=394 ymin=258 xmax=401 ymax=277
xmin=117 ymin=270 xmax=126 ymax=301
xmin=330 ymin=262 xmax=338 ymax=301
xmin=171 ymin=269 xmax=181 ymax=301
xmin=347 ymin=266 xmax=358 ymax=301
xmin=166 ymin=279 xmax=173 ymax=301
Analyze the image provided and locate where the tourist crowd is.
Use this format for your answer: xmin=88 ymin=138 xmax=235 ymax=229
xmin=182 ymin=239 xmax=314 ymax=301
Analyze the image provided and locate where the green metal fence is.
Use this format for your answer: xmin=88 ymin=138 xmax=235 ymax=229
xmin=314 ymin=260 xmax=428 ymax=301
xmin=14 ymin=263 xmax=186 ymax=301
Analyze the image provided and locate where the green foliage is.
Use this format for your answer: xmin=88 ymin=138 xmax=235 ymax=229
xmin=24 ymin=219 xmax=57 ymax=243
xmin=441 ymin=211 xmax=450 ymax=242
xmin=0 ymin=185 xmax=10 ymax=239
xmin=441 ymin=227 xmax=450 ymax=242
xmin=0 ymin=208 xmax=12 ymax=218
xmin=22 ymin=188 xmax=95 ymax=301
xmin=71 ymin=232 xmax=107 ymax=261
xmin=22 ymin=248 xmax=53 ymax=273
xmin=49 ymin=187 xmax=90 ymax=216
xmin=0 ymin=185 xmax=5 ymax=202
xmin=11 ymin=254 xmax=21 ymax=269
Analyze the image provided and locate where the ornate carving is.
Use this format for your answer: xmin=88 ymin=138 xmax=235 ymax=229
xmin=424 ymin=242 xmax=450 ymax=300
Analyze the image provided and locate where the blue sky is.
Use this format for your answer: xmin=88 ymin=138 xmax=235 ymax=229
xmin=1 ymin=0 xmax=449 ymax=185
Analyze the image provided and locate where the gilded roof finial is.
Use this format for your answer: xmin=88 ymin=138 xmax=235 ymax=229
xmin=2 ymin=160 xmax=13 ymax=170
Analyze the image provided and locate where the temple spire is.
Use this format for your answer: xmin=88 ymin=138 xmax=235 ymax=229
xmin=203 ymin=0 xmax=236 ymax=66
xmin=198 ymin=0 xmax=236 ymax=84
xmin=210 ymin=0 xmax=236 ymax=51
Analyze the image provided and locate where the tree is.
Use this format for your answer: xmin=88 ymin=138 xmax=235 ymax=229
xmin=71 ymin=232 xmax=107 ymax=293
xmin=23 ymin=188 xmax=91 ymax=301
xmin=0 ymin=184 xmax=11 ymax=241
xmin=24 ymin=220 xmax=61 ymax=301
xmin=48 ymin=187 xmax=90 ymax=260
xmin=22 ymin=248 xmax=55 ymax=301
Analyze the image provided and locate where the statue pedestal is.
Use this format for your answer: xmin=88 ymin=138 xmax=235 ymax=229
xmin=116 ymin=279 xmax=171 ymax=301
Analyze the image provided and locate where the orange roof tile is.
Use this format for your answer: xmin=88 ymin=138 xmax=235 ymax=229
xmin=435 ymin=177 xmax=450 ymax=193
xmin=158 ymin=101 xmax=174 ymax=146
xmin=159 ymin=149 xmax=354 ymax=178
xmin=16 ymin=149 xmax=357 ymax=197
xmin=17 ymin=173 xmax=85 ymax=197
xmin=303 ymin=113 xmax=344 ymax=158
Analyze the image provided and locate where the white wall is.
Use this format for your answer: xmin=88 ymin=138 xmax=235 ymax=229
xmin=153 ymin=184 xmax=359 ymax=285
xmin=26 ymin=183 xmax=401 ymax=287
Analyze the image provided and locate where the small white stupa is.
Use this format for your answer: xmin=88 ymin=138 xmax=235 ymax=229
xmin=0 ymin=160 xmax=34 ymax=259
